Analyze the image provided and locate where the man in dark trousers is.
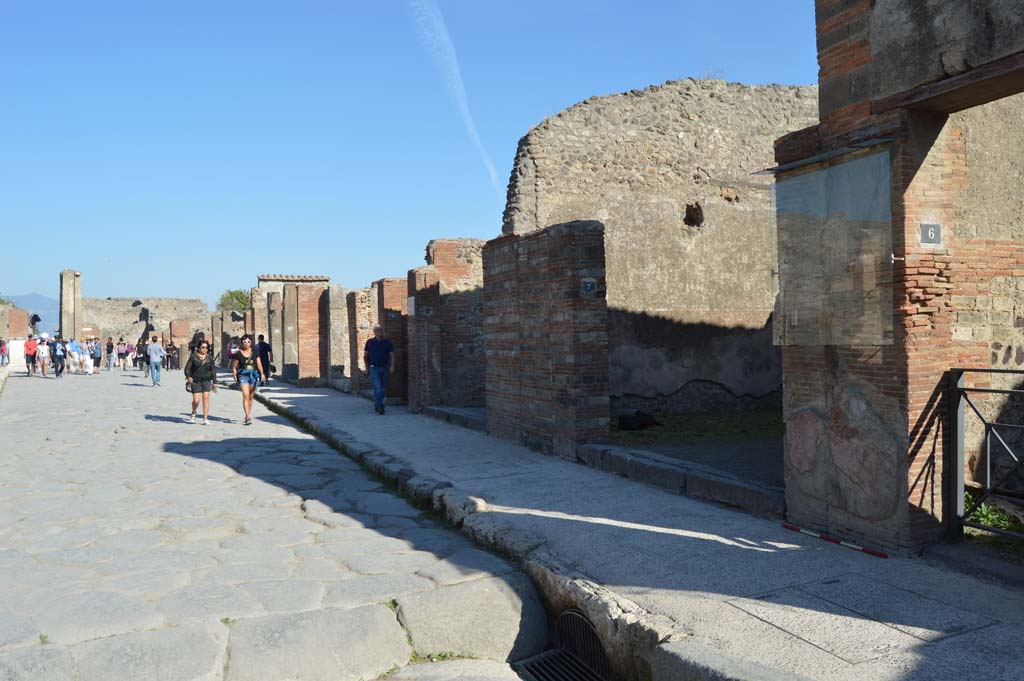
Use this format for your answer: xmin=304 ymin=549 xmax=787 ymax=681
xmin=255 ymin=334 xmax=273 ymax=386
xmin=363 ymin=324 xmax=394 ymax=415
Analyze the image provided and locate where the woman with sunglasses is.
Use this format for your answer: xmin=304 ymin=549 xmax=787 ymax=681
xmin=230 ymin=334 xmax=265 ymax=426
xmin=184 ymin=339 xmax=217 ymax=425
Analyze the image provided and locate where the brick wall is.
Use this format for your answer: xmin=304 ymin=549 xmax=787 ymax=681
xmin=374 ymin=278 xmax=408 ymax=400
xmin=407 ymin=239 xmax=486 ymax=412
xmin=169 ymin=319 xmax=191 ymax=349
xmin=7 ymin=308 xmax=29 ymax=339
xmin=295 ymin=283 xmax=327 ymax=387
xmin=484 ymin=221 xmax=609 ymax=458
xmin=407 ymin=266 xmax=441 ymax=411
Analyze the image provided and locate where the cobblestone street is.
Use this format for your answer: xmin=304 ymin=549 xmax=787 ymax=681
xmin=0 ymin=369 xmax=541 ymax=680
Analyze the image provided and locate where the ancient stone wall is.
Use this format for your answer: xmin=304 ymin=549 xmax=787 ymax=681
xmin=503 ymin=79 xmax=818 ymax=414
xmin=325 ymin=284 xmax=350 ymax=386
xmin=346 ymin=288 xmax=377 ymax=393
xmin=947 ymin=94 xmax=1024 ymax=492
xmin=407 ymin=239 xmax=486 ymax=412
xmin=81 ymin=297 xmax=209 ymax=346
xmin=484 ymin=221 xmax=609 ymax=458
xmin=868 ymin=0 xmax=1024 ymax=102
xmin=59 ymin=270 xmax=83 ymax=340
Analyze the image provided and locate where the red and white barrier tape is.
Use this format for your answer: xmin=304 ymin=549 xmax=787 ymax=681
xmin=782 ymin=523 xmax=888 ymax=559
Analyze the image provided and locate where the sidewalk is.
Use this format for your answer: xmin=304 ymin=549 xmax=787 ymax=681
xmin=251 ymin=379 xmax=1024 ymax=681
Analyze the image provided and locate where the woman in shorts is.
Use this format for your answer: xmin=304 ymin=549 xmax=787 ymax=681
xmin=36 ymin=334 xmax=51 ymax=377
xmin=230 ymin=334 xmax=265 ymax=426
xmin=183 ymin=338 xmax=217 ymax=424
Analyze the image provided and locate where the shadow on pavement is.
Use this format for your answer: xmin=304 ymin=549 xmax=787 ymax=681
xmin=161 ymin=436 xmax=548 ymax=663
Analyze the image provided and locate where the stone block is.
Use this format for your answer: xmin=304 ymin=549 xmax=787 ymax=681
xmin=396 ymin=573 xmax=547 ymax=662
xmin=225 ymin=606 xmax=410 ymax=681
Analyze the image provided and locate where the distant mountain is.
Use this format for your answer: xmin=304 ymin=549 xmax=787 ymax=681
xmin=6 ymin=293 xmax=60 ymax=333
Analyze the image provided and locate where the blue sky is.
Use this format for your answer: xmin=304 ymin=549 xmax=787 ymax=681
xmin=0 ymin=1 xmax=817 ymax=310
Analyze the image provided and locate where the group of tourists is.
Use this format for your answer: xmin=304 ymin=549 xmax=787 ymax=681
xmin=181 ymin=332 xmax=273 ymax=426
xmin=22 ymin=333 xmax=108 ymax=378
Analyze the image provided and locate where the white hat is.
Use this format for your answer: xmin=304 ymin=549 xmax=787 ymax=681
xmin=41 ymin=332 xmax=50 ymax=339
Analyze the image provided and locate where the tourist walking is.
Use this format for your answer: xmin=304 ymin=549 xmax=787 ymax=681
xmin=183 ymin=338 xmax=217 ymax=425
xmin=93 ymin=338 xmax=102 ymax=373
xmin=363 ymin=324 xmax=395 ymax=415
xmin=106 ymin=337 xmax=116 ymax=370
xmin=125 ymin=341 xmax=135 ymax=370
xmin=52 ymin=336 xmax=67 ymax=378
xmin=81 ymin=339 xmax=90 ymax=374
xmin=256 ymin=334 xmax=273 ymax=385
xmin=0 ymin=338 xmax=8 ymax=367
xmin=231 ymin=334 xmax=265 ymax=426
xmin=117 ymin=339 xmax=127 ymax=370
xmin=70 ymin=337 xmax=84 ymax=374
xmin=138 ymin=338 xmax=149 ymax=377
xmin=147 ymin=336 xmax=165 ymax=386
xmin=24 ymin=334 xmax=38 ymax=377
xmin=36 ymin=333 xmax=51 ymax=378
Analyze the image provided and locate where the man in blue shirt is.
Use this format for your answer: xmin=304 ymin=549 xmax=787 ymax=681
xmin=363 ymin=324 xmax=395 ymax=415
xmin=147 ymin=336 xmax=166 ymax=387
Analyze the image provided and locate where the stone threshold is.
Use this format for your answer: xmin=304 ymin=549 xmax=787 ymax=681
xmin=421 ymin=405 xmax=487 ymax=432
xmin=575 ymin=443 xmax=786 ymax=518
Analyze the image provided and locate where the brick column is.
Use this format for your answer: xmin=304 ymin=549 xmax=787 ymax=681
xmin=267 ymin=291 xmax=282 ymax=377
xmin=210 ymin=313 xmax=223 ymax=365
xmin=295 ymin=283 xmax=327 ymax=387
xmin=407 ymin=266 xmax=441 ymax=412
xmin=282 ymin=285 xmax=299 ymax=382
xmin=484 ymin=221 xmax=609 ymax=457
xmin=251 ymin=288 xmax=268 ymax=341
xmin=374 ymin=278 xmax=408 ymax=401
xmin=346 ymin=288 xmax=376 ymax=393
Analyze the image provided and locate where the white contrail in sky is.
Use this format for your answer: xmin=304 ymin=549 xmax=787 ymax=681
xmin=410 ymin=0 xmax=501 ymax=194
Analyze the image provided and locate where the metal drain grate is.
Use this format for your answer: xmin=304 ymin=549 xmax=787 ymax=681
xmin=516 ymin=609 xmax=613 ymax=681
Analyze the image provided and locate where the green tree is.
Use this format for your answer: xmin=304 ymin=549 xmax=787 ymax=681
xmin=216 ymin=289 xmax=250 ymax=312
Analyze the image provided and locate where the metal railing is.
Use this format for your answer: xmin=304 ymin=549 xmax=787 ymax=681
xmin=949 ymin=368 xmax=1024 ymax=540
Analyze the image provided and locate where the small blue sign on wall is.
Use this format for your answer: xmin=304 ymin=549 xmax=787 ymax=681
xmin=920 ymin=223 xmax=942 ymax=245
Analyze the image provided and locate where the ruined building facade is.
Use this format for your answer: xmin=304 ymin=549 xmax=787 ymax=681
xmin=772 ymin=0 xmax=1024 ymax=551
xmin=407 ymin=239 xmax=486 ymax=412
xmin=488 ymin=79 xmax=819 ymax=451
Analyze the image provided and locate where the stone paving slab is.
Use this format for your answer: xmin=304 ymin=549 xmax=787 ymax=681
xmin=397 ymin=573 xmax=548 ymax=662
xmin=0 ymin=371 xmax=549 ymax=680
xmin=225 ymin=606 xmax=409 ymax=681
xmin=255 ymin=380 xmax=1024 ymax=681
xmin=72 ymin=622 xmax=228 ymax=681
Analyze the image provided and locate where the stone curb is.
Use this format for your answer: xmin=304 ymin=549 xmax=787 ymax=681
xmin=250 ymin=388 xmax=690 ymax=680
xmin=642 ymin=639 xmax=813 ymax=681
